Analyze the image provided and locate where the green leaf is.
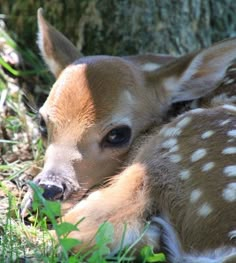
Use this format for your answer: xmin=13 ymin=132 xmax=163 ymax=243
xmin=31 ymin=185 xmax=44 ymax=211
xmin=55 ymin=222 xmax=79 ymax=237
xmin=88 ymin=222 xmax=114 ymax=263
xmin=42 ymin=200 xmax=61 ymax=218
xmin=60 ymin=237 xmax=81 ymax=252
xmin=68 ymin=256 xmax=79 ymax=263
xmin=95 ymin=221 xmax=114 ymax=246
xmin=140 ymin=246 xmax=166 ymax=262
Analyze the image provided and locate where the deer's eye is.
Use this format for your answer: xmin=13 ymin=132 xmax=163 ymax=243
xmin=39 ymin=116 xmax=47 ymax=137
xmin=102 ymin=126 xmax=131 ymax=148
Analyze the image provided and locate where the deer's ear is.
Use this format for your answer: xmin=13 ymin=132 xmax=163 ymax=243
xmin=154 ymin=38 xmax=236 ymax=104
xmin=37 ymin=8 xmax=80 ymax=77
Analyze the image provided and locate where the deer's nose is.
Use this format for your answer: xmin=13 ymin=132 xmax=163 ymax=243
xmin=39 ymin=183 xmax=64 ymax=200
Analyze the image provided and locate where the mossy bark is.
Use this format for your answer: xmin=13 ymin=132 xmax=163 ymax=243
xmin=1 ymin=0 xmax=236 ymax=56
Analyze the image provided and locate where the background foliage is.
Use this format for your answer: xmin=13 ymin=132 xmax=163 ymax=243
xmin=1 ymin=0 xmax=236 ymax=57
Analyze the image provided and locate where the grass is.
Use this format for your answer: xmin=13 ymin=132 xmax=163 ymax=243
xmin=0 ymin=20 xmax=166 ymax=263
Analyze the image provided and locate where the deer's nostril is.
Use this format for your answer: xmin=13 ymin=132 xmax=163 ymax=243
xmin=39 ymin=184 xmax=64 ymax=201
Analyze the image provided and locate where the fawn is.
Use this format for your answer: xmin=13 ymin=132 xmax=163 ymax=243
xmin=21 ymin=8 xmax=236 ymax=262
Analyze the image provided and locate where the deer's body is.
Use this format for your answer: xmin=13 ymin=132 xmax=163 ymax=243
xmin=21 ymin=9 xmax=236 ymax=262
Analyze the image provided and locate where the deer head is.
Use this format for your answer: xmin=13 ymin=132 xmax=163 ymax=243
xmin=21 ymin=8 xmax=236 ymax=215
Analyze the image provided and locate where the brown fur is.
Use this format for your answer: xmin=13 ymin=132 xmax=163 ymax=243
xmin=21 ymin=8 xmax=236 ymax=262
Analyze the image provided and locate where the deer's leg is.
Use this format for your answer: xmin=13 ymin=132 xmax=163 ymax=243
xmin=152 ymin=217 xmax=236 ymax=263
xmin=62 ymin=163 xmax=160 ymax=253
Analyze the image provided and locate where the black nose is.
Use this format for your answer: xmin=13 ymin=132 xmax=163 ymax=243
xmin=39 ymin=184 xmax=64 ymax=200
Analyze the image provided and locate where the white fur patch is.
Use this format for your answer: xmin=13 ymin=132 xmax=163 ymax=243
xmin=179 ymin=169 xmax=191 ymax=180
xmin=222 ymin=183 xmax=236 ymax=202
xmin=227 ymin=130 xmax=236 ymax=138
xmin=223 ymin=104 xmax=236 ymax=112
xmin=88 ymin=191 xmax=102 ymax=201
xmin=197 ymin=203 xmax=213 ymax=217
xmin=160 ymin=127 xmax=182 ymax=137
xmin=222 ymin=147 xmax=236 ymax=154
xmin=162 ymin=138 xmax=178 ymax=149
xmin=211 ymin=94 xmax=236 ymax=105
xmin=223 ymin=166 xmax=236 ymax=177
xmin=77 ymin=200 xmax=87 ymax=209
xmin=190 ymin=189 xmax=202 ymax=203
xmin=228 ymin=230 xmax=236 ymax=240
xmin=190 ymin=108 xmax=204 ymax=114
xmin=141 ymin=62 xmax=160 ymax=71
xmin=176 ymin=116 xmax=192 ymax=129
xmin=169 ymin=154 xmax=182 ymax=163
xmin=191 ymin=149 xmax=207 ymax=162
xmin=202 ymin=162 xmax=215 ymax=172
xmin=201 ymin=130 xmax=215 ymax=139
xmin=219 ymin=119 xmax=231 ymax=126
xmin=111 ymin=115 xmax=132 ymax=128
xmin=228 ymin=67 xmax=236 ymax=72
xmin=224 ymin=78 xmax=235 ymax=85
xmin=169 ymin=145 xmax=179 ymax=153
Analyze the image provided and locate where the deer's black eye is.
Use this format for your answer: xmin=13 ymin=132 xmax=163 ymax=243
xmin=102 ymin=126 xmax=131 ymax=148
xmin=39 ymin=116 xmax=47 ymax=137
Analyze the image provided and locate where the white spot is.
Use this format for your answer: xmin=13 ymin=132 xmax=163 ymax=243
xmin=169 ymin=154 xmax=182 ymax=163
xmin=160 ymin=127 xmax=182 ymax=137
xmin=162 ymin=138 xmax=177 ymax=149
xmin=190 ymin=189 xmax=202 ymax=203
xmin=222 ymin=183 xmax=236 ymax=202
xmin=223 ymin=166 xmax=236 ymax=177
xmin=228 ymin=67 xmax=236 ymax=72
xmin=169 ymin=145 xmax=179 ymax=153
xmin=179 ymin=169 xmax=191 ymax=180
xmin=224 ymin=78 xmax=235 ymax=85
xmin=191 ymin=149 xmax=207 ymax=162
xmin=198 ymin=203 xmax=213 ymax=217
xmin=141 ymin=62 xmax=160 ymax=71
xmin=190 ymin=108 xmax=204 ymax=114
xmin=176 ymin=116 xmax=192 ymax=129
xmin=228 ymin=139 xmax=235 ymax=143
xmin=219 ymin=119 xmax=231 ymax=126
xmin=211 ymin=94 xmax=236 ymax=106
xmin=227 ymin=130 xmax=236 ymax=138
xmin=87 ymin=191 xmax=102 ymax=201
xmin=222 ymin=147 xmax=236 ymax=154
xmin=228 ymin=230 xmax=236 ymax=240
xmin=202 ymin=162 xmax=215 ymax=172
xmin=201 ymin=130 xmax=215 ymax=139
xmin=223 ymin=104 xmax=236 ymax=112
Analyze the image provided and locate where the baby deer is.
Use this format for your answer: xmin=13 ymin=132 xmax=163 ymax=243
xmin=21 ymin=8 xmax=236 ymax=262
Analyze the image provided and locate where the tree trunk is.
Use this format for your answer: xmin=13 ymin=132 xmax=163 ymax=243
xmin=1 ymin=0 xmax=236 ymax=56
